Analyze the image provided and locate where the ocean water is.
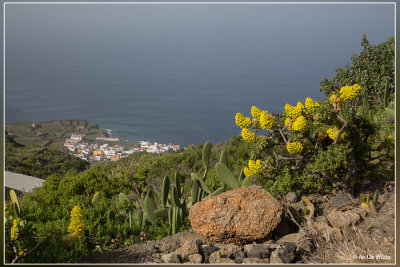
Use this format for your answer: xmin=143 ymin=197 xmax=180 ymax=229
xmin=5 ymin=4 xmax=394 ymax=146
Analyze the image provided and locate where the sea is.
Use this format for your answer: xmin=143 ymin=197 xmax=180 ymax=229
xmin=5 ymin=4 xmax=395 ymax=146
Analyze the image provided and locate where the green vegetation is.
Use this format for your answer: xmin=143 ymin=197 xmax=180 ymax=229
xmin=234 ymin=35 xmax=394 ymax=197
xmin=5 ymin=138 xmax=250 ymax=263
xmin=4 ymin=35 xmax=394 ymax=263
xmin=5 ymin=120 xmax=106 ymax=149
xmin=320 ymin=34 xmax=395 ymax=107
xmin=6 ymin=132 xmax=90 ymax=179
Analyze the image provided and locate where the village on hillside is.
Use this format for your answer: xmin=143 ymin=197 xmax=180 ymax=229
xmin=64 ymin=134 xmax=181 ymax=162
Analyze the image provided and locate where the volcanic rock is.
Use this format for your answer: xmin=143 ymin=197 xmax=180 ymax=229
xmin=208 ymin=251 xmax=222 ymax=264
xmin=234 ymin=251 xmax=246 ymax=264
xmin=270 ymin=249 xmax=284 ymax=264
xmin=217 ymin=243 xmax=239 ymax=259
xmin=175 ymin=239 xmax=201 ymax=261
xmin=280 ymin=242 xmax=297 ymax=263
xmin=188 ymin=185 xmax=283 ymax=244
xmin=285 ymin=191 xmax=298 ymax=203
xmin=245 ymin=245 xmax=270 ymax=259
xmin=188 ymin=253 xmax=203 ymax=264
xmin=161 ymin=252 xmax=181 ymax=264
xmin=199 ymin=245 xmax=220 ymax=263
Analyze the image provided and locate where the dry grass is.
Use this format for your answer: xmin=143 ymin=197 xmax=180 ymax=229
xmin=302 ymin=190 xmax=395 ymax=264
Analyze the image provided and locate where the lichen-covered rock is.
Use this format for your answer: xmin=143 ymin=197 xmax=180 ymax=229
xmin=188 ymin=253 xmax=203 ymax=264
xmin=188 ymin=186 xmax=282 ymax=244
xmin=234 ymin=251 xmax=246 ymax=264
xmin=161 ymin=252 xmax=181 ymax=264
xmin=326 ymin=210 xmax=361 ymax=229
xmin=208 ymin=251 xmax=222 ymax=263
xmin=246 ymin=245 xmax=270 ymax=259
xmin=270 ymin=249 xmax=284 ymax=264
xmin=216 ymin=243 xmax=239 ymax=259
xmin=280 ymin=242 xmax=297 ymax=263
xmin=174 ymin=239 xmax=201 ymax=261
xmin=285 ymin=191 xmax=298 ymax=203
xmin=199 ymin=245 xmax=219 ymax=263
xmin=277 ymin=232 xmax=314 ymax=253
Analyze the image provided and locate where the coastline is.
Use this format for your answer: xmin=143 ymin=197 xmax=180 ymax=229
xmin=5 ymin=120 xmax=183 ymax=163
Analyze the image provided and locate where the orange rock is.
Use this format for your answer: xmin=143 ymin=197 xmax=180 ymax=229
xmin=188 ymin=186 xmax=282 ymax=244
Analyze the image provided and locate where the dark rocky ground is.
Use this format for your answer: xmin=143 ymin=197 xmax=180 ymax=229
xmin=72 ymin=182 xmax=395 ymax=264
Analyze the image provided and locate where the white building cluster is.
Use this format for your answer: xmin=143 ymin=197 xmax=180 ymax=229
xmin=138 ymin=141 xmax=181 ymax=154
xmin=63 ymin=134 xmax=181 ymax=162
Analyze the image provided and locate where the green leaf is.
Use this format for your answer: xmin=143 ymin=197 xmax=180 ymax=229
xmin=191 ymin=179 xmax=199 ymax=205
xmin=118 ymin=192 xmax=130 ymax=203
xmin=161 ymin=175 xmax=170 ymax=209
xmin=238 ymin=167 xmax=245 ymax=183
xmin=215 ymin=162 xmax=240 ymax=189
xmin=172 ymin=207 xmax=178 ymax=235
xmin=174 ymin=171 xmax=182 ymax=199
xmin=205 ymin=186 xmax=225 ymax=199
xmin=9 ymin=189 xmax=20 ymax=215
xmin=92 ymin=191 xmax=101 ymax=204
xmin=172 ymin=186 xmax=184 ymax=209
xmin=168 ymin=208 xmax=173 ymax=235
xmin=144 ymin=192 xmax=158 ymax=223
xmin=202 ymin=141 xmax=212 ymax=170
xmin=154 ymin=208 xmax=169 ymax=219
xmin=142 ymin=212 xmax=147 ymax=227
xmin=241 ymin=176 xmax=253 ymax=187
xmin=191 ymin=173 xmax=211 ymax=194
xmin=220 ymin=150 xmax=228 ymax=167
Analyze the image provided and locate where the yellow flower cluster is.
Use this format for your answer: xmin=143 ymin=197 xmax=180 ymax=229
xmin=241 ymin=128 xmax=255 ymax=142
xmin=67 ymin=206 xmax=85 ymax=239
xmin=305 ymin=97 xmax=320 ymax=112
xmin=292 ymin=116 xmax=308 ymax=133
xmin=286 ymin=142 xmax=304 ymax=155
xmin=339 ymin=84 xmax=362 ymax=101
xmin=387 ymin=135 xmax=393 ymax=141
xmin=259 ymin=111 xmax=277 ymax=130
xmin=244 ymin=159 xmax=261 ymax=177
xmin=235 ymin=113 xmax=252 ymax=128
xmin=329 ymin=94 xmax=341 ymax=104
xmin=285 ymin=102 xmax=304 ymax=119
xmin=251 ymin=106 xmax=261 ymax=119
xmin=10 ymin=219 xmax=18 ymax=240
xmin=284 ymin=118 xmax=291 ymax=127
xmin=326 ymin=126 xmax=347 ymax=141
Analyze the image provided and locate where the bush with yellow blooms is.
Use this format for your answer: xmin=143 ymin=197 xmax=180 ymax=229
xmin=5 ymin=191 xmax=45 ymax=264
xmin=234 ymin=47 xmax=394 ymax=196
xmin=67 ymin=206 xmax=86 ymax=239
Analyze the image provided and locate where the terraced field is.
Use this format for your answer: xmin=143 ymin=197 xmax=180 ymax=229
xmin=5 ymin=120 xmax=107 ymax=149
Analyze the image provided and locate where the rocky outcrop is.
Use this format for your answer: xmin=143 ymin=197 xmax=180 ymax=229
xmin=188 ymin=185 xmax=283 ymax=244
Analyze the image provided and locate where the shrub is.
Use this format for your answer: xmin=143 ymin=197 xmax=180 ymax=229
xmin=320 ymin=34 xmax=394 ymax=108
xmin=234 ymin=36 xmax=394 ymax=197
